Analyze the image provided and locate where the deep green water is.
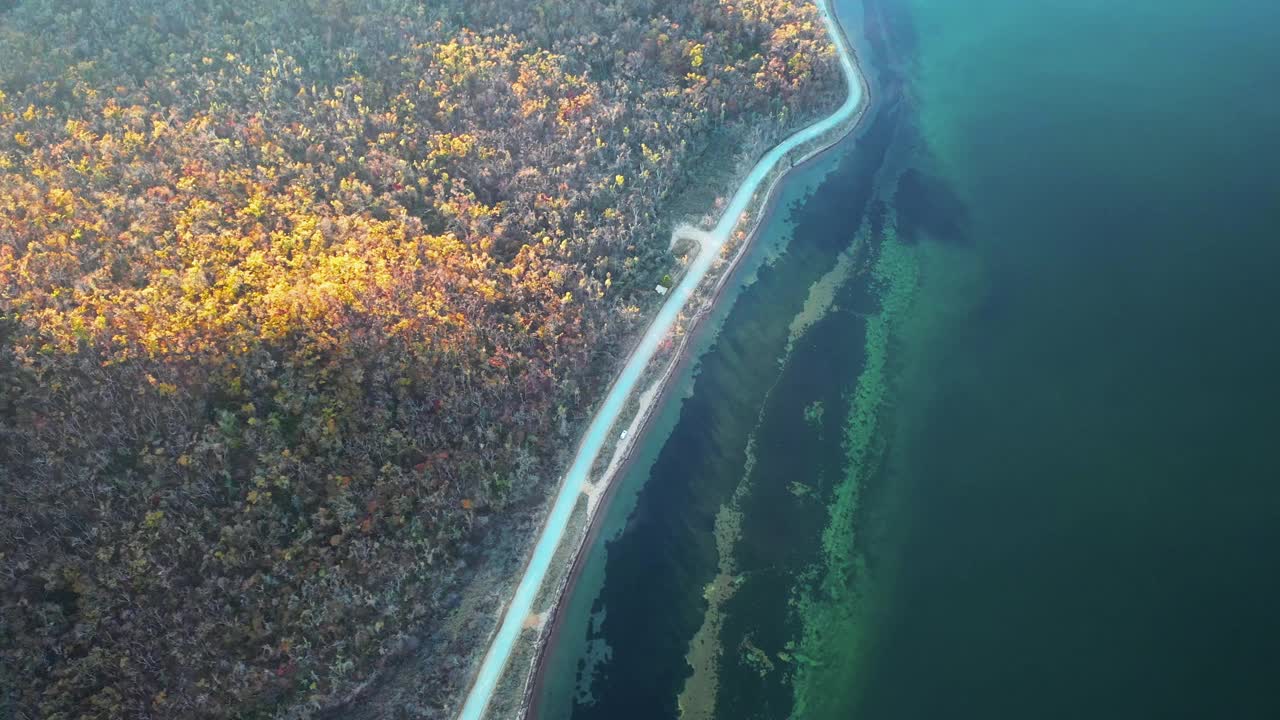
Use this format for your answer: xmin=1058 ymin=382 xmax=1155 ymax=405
xmin=534 ymin=0 xmax=1280 ymax=718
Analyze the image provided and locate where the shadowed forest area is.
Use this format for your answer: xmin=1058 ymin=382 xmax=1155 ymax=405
xmin=0 ymin=0 xmax=841 ymax=717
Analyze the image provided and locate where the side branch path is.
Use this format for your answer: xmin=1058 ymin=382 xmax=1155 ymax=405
xmin=455 ymin=1 xmax=866 ymax=717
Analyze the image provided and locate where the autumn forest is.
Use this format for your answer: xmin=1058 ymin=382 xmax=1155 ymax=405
xmin=0 ymin=0 xmax=840 ymax=716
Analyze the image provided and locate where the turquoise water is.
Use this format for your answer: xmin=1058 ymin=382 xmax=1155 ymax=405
xmin=860 ymin=0 xmax=1280 ymax=716
xmin=534 ymin=0 xmax=1280 ymax=718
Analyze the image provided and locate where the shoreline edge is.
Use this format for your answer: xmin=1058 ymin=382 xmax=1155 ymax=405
xmin=457 ymin=2 xmax=873 ymax=717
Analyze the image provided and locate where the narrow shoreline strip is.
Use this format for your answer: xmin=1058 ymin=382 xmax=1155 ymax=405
xmin=455 ymin=2 xmax=868 ymax=717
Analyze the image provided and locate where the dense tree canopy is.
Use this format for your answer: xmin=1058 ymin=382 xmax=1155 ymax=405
xmin=0 ymin=0 xmax=840 ymax=716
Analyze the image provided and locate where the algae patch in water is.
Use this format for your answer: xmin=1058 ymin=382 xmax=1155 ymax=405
xmin=803 ymin=400 xmax=826 ymax=427
xmin=676 ymin=425 xmax=761 ymax=720
xmin=788 ymin=210 xmax=918 ymax=719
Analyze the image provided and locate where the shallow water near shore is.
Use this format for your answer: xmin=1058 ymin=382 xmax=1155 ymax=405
xmin=533 ymin=0 xmax=1280 ymax=717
